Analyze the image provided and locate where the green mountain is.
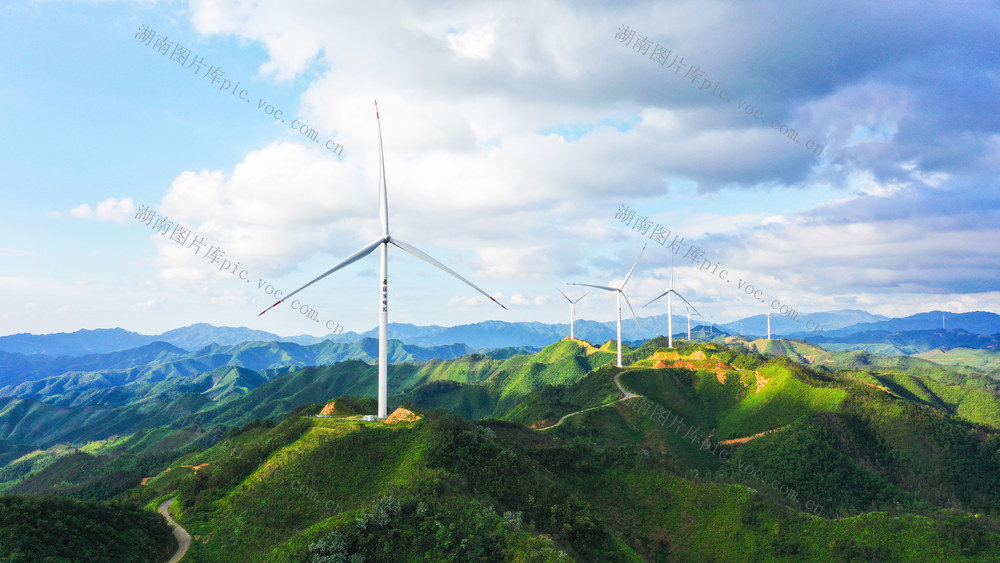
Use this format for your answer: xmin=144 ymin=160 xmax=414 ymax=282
xmin=3 ymin=337 xmax=1000 ymax=560
xmin=914 ymin=347 xmax=1000 ymax=374
xmin=125 ymin=388 xmax=1000 ymax=561
xmin=0 ymin=338 xmax=476 ymax=404
xmin=0 ymin=341 xmax=189 ymax=388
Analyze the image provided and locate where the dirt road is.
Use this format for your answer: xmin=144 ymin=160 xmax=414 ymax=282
xmin=536 ymin=370 xmax=636 ymax=431
xmin=157 ymin=497 xmax=190 ymax=562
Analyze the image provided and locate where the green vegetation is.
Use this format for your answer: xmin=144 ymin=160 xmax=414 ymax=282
xmin=4 ymin=336 xmax=1000 ymax=560
xmin=0 ymin=495 xmax=172 ymax=562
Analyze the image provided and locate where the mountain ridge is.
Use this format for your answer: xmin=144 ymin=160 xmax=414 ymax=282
xmin=5 ymin=309 xmax=998 ymax=357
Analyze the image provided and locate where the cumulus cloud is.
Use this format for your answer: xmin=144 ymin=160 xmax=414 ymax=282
xmin=145 ymin=0 xmax=1000 ymax=324
xmin=510 ymin=294 xmax=530 ymax=306
xmin=152 ymin=142 xmax=370 ymax=282
xmin=448 ymin=296 xmax=485 ymax=307
xmin=69 ymin=198 xmax=136 ymax=223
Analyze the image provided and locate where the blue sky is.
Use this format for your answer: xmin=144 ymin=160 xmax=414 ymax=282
xmin=1 ymin=0 xmax=998 ymax=338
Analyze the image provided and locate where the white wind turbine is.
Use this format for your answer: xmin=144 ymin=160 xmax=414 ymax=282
xmin=643 ymin=253 xmax=700 ymax=349
xmin=556 ymin=289 xmax=589 ymax=341
xmin=259 ymin=101 xmax=506 ymax=419
xmin=568 ymin=244 xmax=646 ymax=367
xmin=685 ymin=304 xmax=703 ymax=341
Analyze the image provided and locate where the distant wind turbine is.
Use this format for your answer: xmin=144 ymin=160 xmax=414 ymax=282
xmin=259 ymin=101 xmax=506 ymax=419
xmin=643 ymin=253 xmax=700 ymax=349
xmin=569 ymin=244 xmax=646 ymax=367
xmin=767 ymin=308 xmax=772 ymax=340
xmin=685 ymin=304 xmax=702 ymax=341
xmin=556 ymin=289 xmax=589 ymax=341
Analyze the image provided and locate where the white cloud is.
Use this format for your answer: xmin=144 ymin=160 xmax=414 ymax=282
xmin=69 ymin=198 xmax=136 ymax=223
xmin=11 ymin=0 xmax=1000 ymax=336
xmin=510 ymin=294 xmax=530 ymax=306
xmin=131 ymin=299 xmax=158 ymax=311
xmin=447 ymin=23 xmax=497 ymax=60
xmin=154 ymin=142 xmax=369 ymax=282
xmin=447 ymin=296 xmax=482 ymax=307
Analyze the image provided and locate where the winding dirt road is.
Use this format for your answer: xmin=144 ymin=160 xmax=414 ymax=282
xmin=536 ymin=370 xmax=636 ymax=431
xmin=157 ymin=497 xmax=190 ymax=562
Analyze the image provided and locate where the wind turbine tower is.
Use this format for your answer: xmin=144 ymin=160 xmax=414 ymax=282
xmin=569 ymin=244 xmax=646 ymax=367
xmin=260 ymin=101 xmax=506 ymax=419
xmin=556 ymin=289 xmax=589 ymax=341
xmin=685 ymin=305 xmax=702 ymax=341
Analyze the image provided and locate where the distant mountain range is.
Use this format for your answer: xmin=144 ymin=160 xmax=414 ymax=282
xmin=813 ymin=310 xmax=1000 ymax=338
xmin=809 ymin=328 xmax=1000 ymax=355
xmin=1 ymin=309 xmax=998 ymax=358
xmin=0 ymin=325 xmax=290 ymax=357
xmin=0 ymin=338 xmax=512 ymax=402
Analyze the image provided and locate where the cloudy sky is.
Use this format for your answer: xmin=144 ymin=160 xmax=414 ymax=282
xmin=2 ymin=0 xmax=998 ymax=338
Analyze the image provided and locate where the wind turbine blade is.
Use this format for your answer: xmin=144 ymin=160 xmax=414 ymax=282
xmin=572 ymin=291 xmax=590 ymax=304
xmin=669 ymin=251 xmax=675 ymax=288
xmin=621 ymin=292 xmax=645 ymax=341
xmin=375 ymin=99 xmax=389 ymax=236
xmin=389 ymin=237 xmax=506 ymax=309
xmin=672 ymin=291 xmax=701 ymax=317
xmin=642 ymin=290 xmax=671 ymax=308
xmin=258 ymin=236 xmax=384 ymax=316
xmin=684 ymin=304 xmax=704 ymax=318
xmin=621 ymin=243 xmax=647 ymax=288
xmin=568 ymin=282 xmax=618 ymax=292
xmin=556 ymin=288 xmax=574 ymax=303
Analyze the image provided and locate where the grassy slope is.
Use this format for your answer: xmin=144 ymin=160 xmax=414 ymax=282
xmin=715 ymin=363 xmax=846 ymax=439
xmin=403 ymin=339 xmax=617 ymax=420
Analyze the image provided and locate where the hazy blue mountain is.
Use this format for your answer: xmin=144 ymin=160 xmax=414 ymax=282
xmin=720 ymin=309 xmax=890 ymax=338
xmin=356 ymin=320 xmax=569 ymax=348
xmin=809 ymin=328 xmax=1000 ymax=354
xmin=0 ymin=342 xmax=188 ymax=388
xmin=819 ymin=310 xmax=1000 ymax=338
xmin=155 ymin=323 xmax=287 ymax=350
xmin=0 ymin=324 xmax=300 ymax=357
xmin=0 ymin=328 xmax=158 ymax=356
xmin=0 ymin=338 xmax=477 ymax=406
xmin=345 ymin=309 xmax=888 ymax=347
xmin=1 ymin=309 xmax=995 ymax=360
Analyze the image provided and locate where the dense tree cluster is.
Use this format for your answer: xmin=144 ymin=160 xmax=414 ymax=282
xmin=0 ymin=496 xmax=172 ymax=562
